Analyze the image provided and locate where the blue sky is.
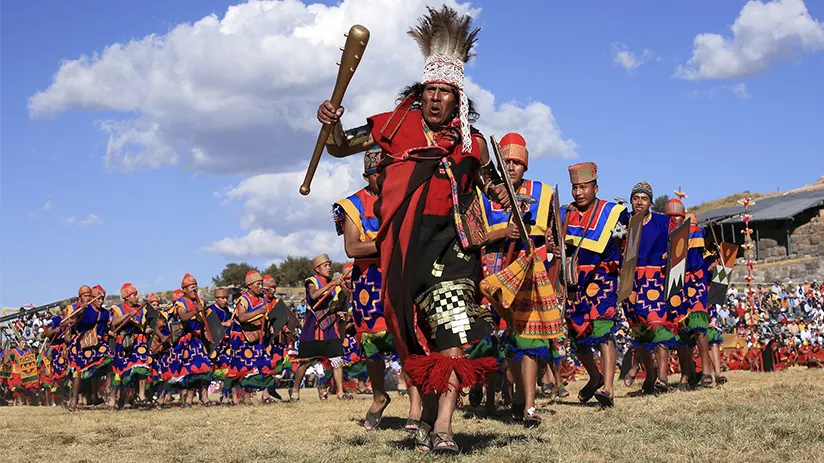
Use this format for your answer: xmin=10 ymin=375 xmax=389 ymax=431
xmin=2 ymin=0 xmax=822 ymax=308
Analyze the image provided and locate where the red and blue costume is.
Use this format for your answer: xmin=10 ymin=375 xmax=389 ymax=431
xmin=110 ymin=303 xmax=151 ymax=388
xmin=560 ymin=199 xmax=629 ymax=347
xmin=173 ymin=297 xmax=213 ymax=389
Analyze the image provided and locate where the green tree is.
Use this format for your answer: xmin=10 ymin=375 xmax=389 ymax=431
xmin=263 ymin=262 xmax=282 ymax=285
xmin=652 ymin=194 xmax=670 ymax=214
xmin=277 ymin=256 xmax=314 ymax=286
xmin=212 ymin=262 xmax=260 ymax=288
xmin=330 ymin=261 xmax=345 ymax=276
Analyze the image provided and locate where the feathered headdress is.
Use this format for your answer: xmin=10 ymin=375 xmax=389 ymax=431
xmin=408 ymin=5 xmax=480 ymax=153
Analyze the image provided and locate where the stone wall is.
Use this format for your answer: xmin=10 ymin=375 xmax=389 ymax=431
xmin=789 ymin=214 xmax=824 ymax=257
xmin=731 ymin=256 xmax=824 ymax=285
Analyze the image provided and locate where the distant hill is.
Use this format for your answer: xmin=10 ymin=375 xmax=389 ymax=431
xmin=688 ymin=176 xmax=824 ymax=216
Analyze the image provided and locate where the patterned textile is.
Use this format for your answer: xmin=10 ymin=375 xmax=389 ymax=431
xmin=670 ymin=224 xmax=709 ymax=322
xmin=505 ymin=334 xmax=558 ymax=362
xmin=38 ymin=355 xmax=57 ymax=391
xmin=676 ymin=311 xmax=710 ymax=345
xmin=333 ymin=188 xmax=380 ymax=241
xmin=359 ymin=331 xmax=396 ymax=360
xmin=416 ymin=278 xmax=492 ymax=351
xmin=480 ymin=248 xmax=563 ymax=340
xmin=368 ymin=108 xmax=483 ymax=361
xmin=350 ymin=258 xmax=387 ymax=335
xmin=110 ymin=303 xmax=151 ymax=388
xmin=227 ymin=293 xmax=273 ymax=390
xmin=622 ymin=213 xmax=676 ymax=341
xmin=207 ymin=304 xmax=233 ymax=380
xmin=172 ymin=297 xmax=212 ymax=388
xmin=707 ymin=327 xmax=724 ymax=346
xmin=297 ymin=275 xmax=344 ymax=360
xmin=67 ymin=306 xmax=112 ymax=379
xmin=479 ymin=179 xmax=552 ymax=246
xmin=46 ymin=316 xmax=69 ymax=381
xmin=560 ymin=200 xmax=629 ymax=343
xmin=9 ymin=348 xmax=39 ymax=391
xmin=332 ymin=187 xmax=387 ymax=336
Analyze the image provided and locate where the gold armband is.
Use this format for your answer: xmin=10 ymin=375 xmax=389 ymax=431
xmin=325 ymin=123 xmax=371 ymax=148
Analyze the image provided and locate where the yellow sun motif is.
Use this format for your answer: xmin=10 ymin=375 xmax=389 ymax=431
xmin=646 ymin=289 xmax=660 ymax=301
xmin=244 ymin=349 xmax=253 ymax=359
xmin=359 ymin=289 xmax=370 ymax=307
xmin=687 ymin=287 xmax=697 ymax=297
xmin=586 ymin=283 xmax=600 ymax=297
xmin=670 ymin=295 xmax=682 ymax=307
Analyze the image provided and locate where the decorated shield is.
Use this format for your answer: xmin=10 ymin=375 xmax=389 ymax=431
xmin=618 ymin=212 xmax=645 ymax=302
xmin=19 ymin=351 xmax=38 ymax=384
xmin=549 ymin=184 xmax=569 ymax=295
xmin=202 ymin=308 xmax=226 ymax=353
xmin=264 ymin=299 xmax=291 ymax=345
xmin=708 ymin=242 xmax=740 ymax=306
xmin=665 ymin=221 xmax=690 ymax=301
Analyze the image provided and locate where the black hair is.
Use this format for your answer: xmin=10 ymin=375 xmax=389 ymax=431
xmin=397 ymin=82 xmax=480 ymax=123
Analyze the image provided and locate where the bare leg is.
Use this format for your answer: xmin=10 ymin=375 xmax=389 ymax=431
xmin=333 ymin=366 xmax=345 ymax=398
xmin=695 ymin=332 xmax=711 ymax=377
xmin=656 ymin=345 xmax=670 ymax=384
xmin=521 ymin=356 xmax=538 ymax=416
xmin=69 ymin=376 xmax=81 ymax=409
xmin=431 ymin=347 xmax=462 ymax=438
xmin=403 ymin=371 xmax=422 ymax=423
xmin=366 ymin=358 xmax=387 ymax=414
xmin=676 ymin=345 xmax=693 ymax=384
xmin=484 ymin=372 xmax=497 ymax=412
xmin=509 ymin=358 xmax=525 ymax=406
xmin=138 ymin=379 xmax=147 ymax=401
xmin=291 ymin=362 xmax=310 ymax=399
xmin=599 ymin=341 xmax=616 ymax=397
xmin=709 ymin=344 xmax=723 ymax=378
xmin=576 ymin=344 xmax=602 ymax=393
xmin=638 ymin=348 xmax=655 ymax=389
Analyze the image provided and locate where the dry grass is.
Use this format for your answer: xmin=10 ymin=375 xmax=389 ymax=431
xmin=2 ymin=368 xmax=823 ymax=463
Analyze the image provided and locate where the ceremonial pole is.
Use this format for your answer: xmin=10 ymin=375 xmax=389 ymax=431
xmin=739 ymin=196 xmax=756 ymax=329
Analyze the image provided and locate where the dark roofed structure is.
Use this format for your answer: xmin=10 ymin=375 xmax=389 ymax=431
xmin=698 ymin=189 xmax=824 ymax=260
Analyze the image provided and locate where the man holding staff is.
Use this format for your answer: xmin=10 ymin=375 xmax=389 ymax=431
xmin=314 ymin=5 xmax=508 ymax=453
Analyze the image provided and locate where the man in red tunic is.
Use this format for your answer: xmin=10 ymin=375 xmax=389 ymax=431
xmin=315 ymin=6 xmax=508 ymax=454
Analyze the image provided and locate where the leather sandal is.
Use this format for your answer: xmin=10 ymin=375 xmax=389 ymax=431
xmin=362 ymin=393 xmax=391 ymax=431
xmin=431 ymin=432 xmax=459 ymax=454
xmin=414 ymin=422 xmax=433 ymax=453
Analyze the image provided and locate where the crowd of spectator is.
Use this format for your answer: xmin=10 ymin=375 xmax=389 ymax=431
xmin=718 ymin=281 xmax=824 ymax=348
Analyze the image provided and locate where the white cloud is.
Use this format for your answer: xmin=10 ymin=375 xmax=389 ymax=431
xmin=675 ymin=0 xmax=824 ymax=80
xmin=611 ymin=43 xmax=655 ymax=73
xmin=731 ymin=83 xmax=753 ymax=99
xmin=60 ymin=214 xmax=102 ymax=227
xmin=43 ymin=200 xmax=52 ymax=211
xmin=29 ymin=0 xmax=575 ymax=174
xmin=79 ymin=214 xmax=102 ymax=227
xmin=30 ymin=0 xmax=577 ymax=260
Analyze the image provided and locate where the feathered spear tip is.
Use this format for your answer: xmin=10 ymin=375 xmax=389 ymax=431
xmin=408 ymin=5 xmax=480 ymax=63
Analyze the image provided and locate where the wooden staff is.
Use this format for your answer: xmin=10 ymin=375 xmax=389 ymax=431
xmin=59 ymin=295 xmax=103 ymax=327
xmin=305 ymin=266 xmax=354 ymax=324
xmin=110 ymin=302 xmax=147 ymax=335
xmin=300 ymin=25 xmax=370 ymax=196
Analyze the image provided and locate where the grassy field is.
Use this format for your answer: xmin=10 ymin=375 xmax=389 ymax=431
xmin=2 ymin=368 xmax=823 ymax=463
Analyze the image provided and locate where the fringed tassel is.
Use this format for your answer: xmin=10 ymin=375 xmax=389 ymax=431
xmin=404 ymin=352 xmax=498 ymax=395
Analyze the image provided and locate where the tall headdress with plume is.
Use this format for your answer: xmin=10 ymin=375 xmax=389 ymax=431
xmin=408 ymin=5 xmax=479 ymax=153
